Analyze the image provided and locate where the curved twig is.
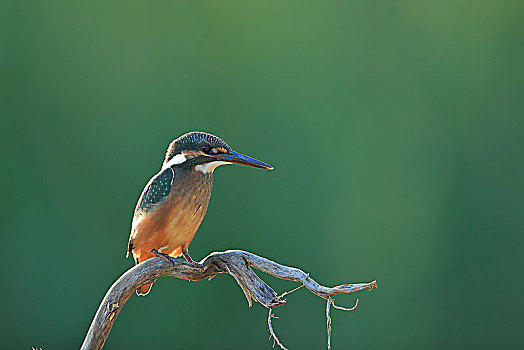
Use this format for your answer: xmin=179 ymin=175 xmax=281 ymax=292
xmin=80 ymin=249 xmax=377 ymax=350
xmin=268 ymin=308 xmax=288 ymax=350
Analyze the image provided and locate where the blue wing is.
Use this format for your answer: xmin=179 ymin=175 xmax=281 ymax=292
xmin=135 ymin=167 xmax=175 ymax=215
xmin=128 ymin=167 xmax=175 ymax=258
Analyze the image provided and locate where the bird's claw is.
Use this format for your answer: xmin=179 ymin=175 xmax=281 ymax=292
xmin=151 ymin=248 xmax=203 ymax=271
xmin=189 ymin=261 xmax=203 ymax=271
xmin=182 ymin=248 xmax=203 ymax=271
xmin=151 ymin=248 xmax=177 ymax=266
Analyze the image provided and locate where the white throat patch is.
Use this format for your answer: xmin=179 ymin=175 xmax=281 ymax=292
xmin=162 ymin=153 xmax=187 ymax=170
xmin=195 ymin=161 xmax=231 ymax=173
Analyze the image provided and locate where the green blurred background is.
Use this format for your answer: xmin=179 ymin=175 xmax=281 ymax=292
xmin=1 ymin=1 xmax=523 ymax=349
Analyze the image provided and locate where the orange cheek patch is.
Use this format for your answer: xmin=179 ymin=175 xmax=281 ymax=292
xmin=182 ymin=150 xmax=200 ymax=158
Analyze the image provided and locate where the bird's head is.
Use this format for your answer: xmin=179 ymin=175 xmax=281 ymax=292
xmin=163 ymin=131 xmax=273 ymax=173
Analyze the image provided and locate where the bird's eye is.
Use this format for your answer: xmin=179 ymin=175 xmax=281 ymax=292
xmin=202 ymin=146 xmax=219 ymax=155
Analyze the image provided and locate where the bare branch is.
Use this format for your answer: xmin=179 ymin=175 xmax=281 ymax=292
xmin=326 ymin=297 xmax=360 ymax=349
xmin=331 ymin=298 xmax=359 ymax=311
xmin=268 ymin=308 xmax=288 ymax=350
xmin=326 ymin=298 xmax=332 ymax=350
xmin=81 ymin=249 xmax=377 ymax=350
xmin=277 ymin=284 xmax=304 ymax=300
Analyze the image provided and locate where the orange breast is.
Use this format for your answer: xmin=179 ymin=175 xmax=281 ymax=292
xmin=130 ymin=170 xmax=213 ymax=263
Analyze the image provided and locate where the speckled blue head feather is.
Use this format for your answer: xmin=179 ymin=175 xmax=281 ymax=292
xmin=165 ymin=131 xmax=231 ymax=163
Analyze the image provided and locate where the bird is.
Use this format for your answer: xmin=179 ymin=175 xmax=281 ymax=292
xmin=127 ymin=131 xmax=273 ymax=296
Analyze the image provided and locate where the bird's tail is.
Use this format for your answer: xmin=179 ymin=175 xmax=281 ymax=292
xmin=131 ymin=249 xmax=154 ymax=296
xmin=136 ymin=282 xmax=153 ymax=296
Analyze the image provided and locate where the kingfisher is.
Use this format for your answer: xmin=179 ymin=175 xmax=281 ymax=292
xmin=127 ymin=131 xmax=273 ymax=296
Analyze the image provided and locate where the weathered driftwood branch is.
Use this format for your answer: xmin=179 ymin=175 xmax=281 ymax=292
xmin=81 ymin=250 xmax=377 ymax=350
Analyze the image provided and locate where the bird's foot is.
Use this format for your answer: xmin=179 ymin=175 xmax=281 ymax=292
xmin=151 ymin=248 xmax=178 ymax=267
xmin=197 ymin=262 xmax=204 ymax=272
xmin=193 ymin=262 xmax=204 ymax=272
xmin=182 ymin=248 xmax=204 ymax=272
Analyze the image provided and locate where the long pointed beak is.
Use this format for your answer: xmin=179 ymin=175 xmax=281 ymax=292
xmin=215 ymin=150 xmax=273 ymax=170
